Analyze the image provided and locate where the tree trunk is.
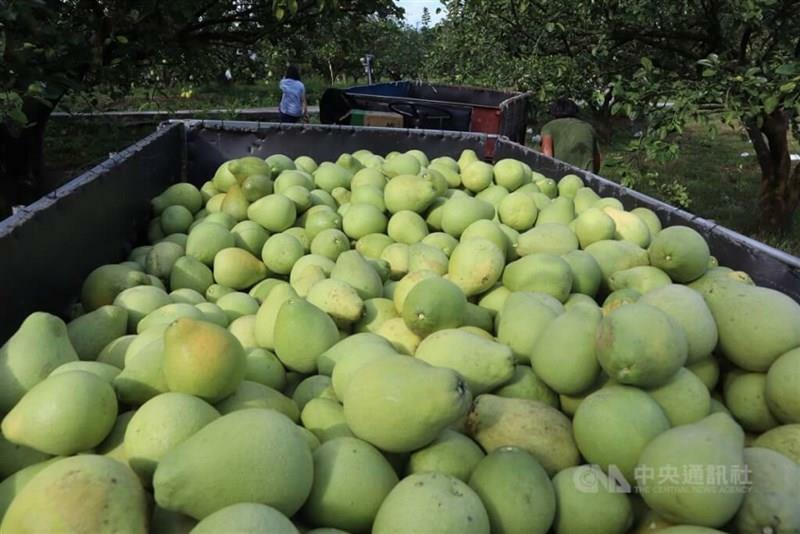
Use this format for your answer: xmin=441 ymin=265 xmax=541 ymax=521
xmin=744 ymin=109 xmax=800 ymax=231
xmin=590 ymin=88 xmax=615 ymax=142
xmin=0 ymin=97 xmax=54 ymax=214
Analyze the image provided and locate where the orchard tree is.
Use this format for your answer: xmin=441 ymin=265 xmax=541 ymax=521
xmin=0 ymin=0 xmax=397 ymax=205
xmin=428 ymin=0 xmax=800 ymax=230
xmin=589 ymin=0 xmax=800 ymax=230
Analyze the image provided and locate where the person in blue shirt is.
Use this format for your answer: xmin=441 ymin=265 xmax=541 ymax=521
xmin=279 ymin=65 xmax=307 ymax=123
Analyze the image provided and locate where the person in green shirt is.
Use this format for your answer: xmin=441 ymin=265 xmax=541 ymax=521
xmin=540 ymin=98 xmax=602 ymax=172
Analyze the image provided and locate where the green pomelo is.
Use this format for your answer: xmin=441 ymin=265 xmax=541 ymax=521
xmin=468 ymin=447 xmax=555 ymax=534
xmin=317 ymin=332 xmax=397 ymax=376
xmin=136 ymin=302 xmax=204 ymax=333
xmin=262 ymin=233 xmax=304 ymax=275
xmin=213 ymin=247 xmax=267 ymax=289
xmin=302 ymin=437 xmax=399 ymax=532
xmin=379 ymin=243 xmax=410 ymax=280
xmin=640 ymin=284 xmax=718 ymax=364
xmin=448 ymin=238 xmax=505 ymax=297
xmin=584 ymin=239 xmax=650 ymax=289
xmin=185 ymin=222 xmax=235 ymax=266
xmin=552 ymin=465 xmax=634 ymax=534
xmin=693 ymin=278 xmax=800 ymax=372
xmin=766 ymin=347 xmax=800 ymax=423
xmin=2 ymin=371 xmax=117 ymax=456
xmin=81 ymin=264 xmax=151 ymax=311
xmin=461 ymin=161 xmax=494 ymax=192
xmin=300 ymin=398 xmax=353 ymax=442
xmin=383 ymin=175 xmax=437 ymax=214
xmin=215 ymin=380 xmax=299 ymax=422
xmin=49 ymin=361 xmax=120 ymax=382
xmin=646 ymin=367 xmax=711 ymax=426
xmin=530 ymin=306 xmax=602 ymax=395
xmin=0 ymin=312 xmax=79 ymax=413
xmin=342 ymin=203 xmax=388 ymax=239
xmin=354 ymin=298 xmax=400 ymax=334
xmin=461 ymin=219 xmax=510 ymax=260
xmin=387 ymin=210 xmax=429 ymax=244
xmin=516 ymin=223 xmax=578 ymax=256
xmin=274 ymin=298 xmax=340 ymax=373
xmin=331 ymin=250 xmax=383 ymax=300
xmin=0 ymin=455 xmax=147 ymax=533
xmin=162 ymin=318 xmax=246 ymax=403
xmin=562 ymin=250 xmax=603 ymax=297
xmin=494 ymin=159 xmax=526 ymax=191
xmin=152 ymin=182 xmax=203 ymax=214
xmin=631 ymin=207 xmax=662 ymax=237
xmin=723 ymin=371 xmax=779 ymax=433
xmin=111 ymin=286 xmax=171 ymax=332
xmin=753 ymin=424 xmax=800 ymax=463
xmin=573 ymin=385 xmax=670 ymax=484
xmin=604 ymin=207 xmax=651 ymax=248
xmin=595 ymin=303 xmax=688 ymax=388
xmin=575 ymin=207 xmax=616 ymax=248
xmin=307 ymin=278 xmax=364 ymax=327
xmin=125 ymin=392 xmax=219 ymax=486
xmin=153 ymin=409 xmax=312 ymax=519
xmin=687 ymin=356 xmax=720 ymax=391
xmin=440 ymin=196 xmax=495 ymax=238
xmin=502 ymin=254 xmax=573 ymax=303
xmin=608 ymin=265 xmax=671 ymax=294
xmin=496 ymin=292 xmax=560 ymax=361
xmin=648 ymin=226 xmax=710 ymax=283
xmin=635 ymin=413 xmax=746 ymax=528
xmin=343 ymin=357 xmax=470 ymax=453
xmin=415 ymin=329 xmax=514 ymax=394
xmin=407 ymin=429 xmax=485 ymax=482
xmin=372 ymin=472 xmax=490 ymax=534
xmin=402 ymin=277 xmax=467 ymax=337
xmin=292 ymin=375 xmax=336 ymax=411
xmin=493 ymin=365 xmax=559 ymax=408
xmin=733 ymin=447 xmax=800 ymax=533
xmin=407 ymin=242 xmax=449 ymax=275
xmin=191 ymin=503 xmax=297 ymax=534
xmin=466 ymin=395 xmax=580 ymax=475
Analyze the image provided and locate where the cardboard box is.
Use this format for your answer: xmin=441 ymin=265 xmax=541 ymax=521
xmin=350 ymin=110 xmax=404 ymax=128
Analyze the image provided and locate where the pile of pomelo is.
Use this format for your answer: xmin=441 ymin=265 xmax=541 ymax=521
xmin=1 ymin=147 xmax=800 ymax=533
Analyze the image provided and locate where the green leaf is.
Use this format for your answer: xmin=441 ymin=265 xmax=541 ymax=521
xmin=116 ymin=35 xmax=128 ymax=44
xmin=780 ymin=82 xmax=796 ymax=93
xmin=763 ymin=95 xmax=780 ymax=114
xmin=702 ymin=69 xmax=715 ymax=77
xmin=8 ymin=109 xmax=28 ymax=125
xmin=275 ymin=6 xmax=285 ymax=20
xmin=776 ymin=63 xmax=800 ymax=75
xmin=640 ymin=57 xmax=653 ymax=70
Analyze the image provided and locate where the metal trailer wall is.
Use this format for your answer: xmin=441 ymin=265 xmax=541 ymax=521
xmin=0 ymin=123 xmax=185 ymax=342
xmin=1 ymin=120 xmax=798 ymax=343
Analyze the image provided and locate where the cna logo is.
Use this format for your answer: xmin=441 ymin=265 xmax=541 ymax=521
xmin=572 ymin=465 xmax=632 ymax=494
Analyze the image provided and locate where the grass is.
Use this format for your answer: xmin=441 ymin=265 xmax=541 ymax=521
xmin=57 ymin=77 xmax=341 ymax=114
xmin=599 ymin=121 xmax=800 ymax=256
xmin=42 ymin=118 xmax=156 ymax=194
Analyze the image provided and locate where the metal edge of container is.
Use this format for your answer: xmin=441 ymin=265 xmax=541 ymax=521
xmin=0 ymin=122 xmax=185 ymax=341
xmin=493 ymin=138 xmax=800 ymax=301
